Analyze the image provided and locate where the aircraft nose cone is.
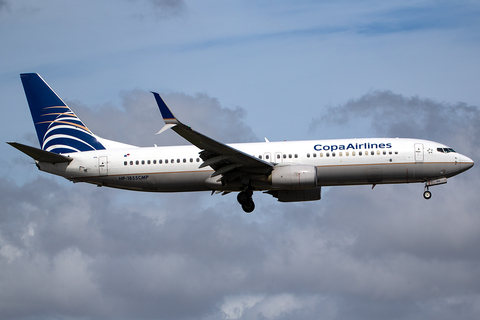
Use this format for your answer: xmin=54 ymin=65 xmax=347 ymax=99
xmin=460 ymin=155 xmax=474 ymax=170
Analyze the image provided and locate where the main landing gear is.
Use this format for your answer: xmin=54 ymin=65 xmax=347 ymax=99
xmin=237 ymin=190 xmax=255 ymax=213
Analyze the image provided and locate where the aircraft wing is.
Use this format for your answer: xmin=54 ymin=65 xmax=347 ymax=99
xmin=8 ymin=142 xmax=72 ymax=163
xmin=152 ymin=93 xmax=273 ymax=181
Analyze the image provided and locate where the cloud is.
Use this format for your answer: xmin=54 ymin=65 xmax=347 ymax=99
xmin=0 ymin=0 xmax=9 ymax=13
xmin=67 ymin=89 xmax=258 ymax=147
xmin=310 ymin=90 xmax=480 ymax=158
xmin=2 ymin=89 xmax=480 ymax=320
xmin=128 ymin=0 xmax=186 ymax=18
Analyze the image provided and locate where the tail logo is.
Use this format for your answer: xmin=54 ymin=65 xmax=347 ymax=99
xmin=21 ymin=73 xmax=106 ymax=154
xmin=38 ymin=106 xmax=105 ymax=154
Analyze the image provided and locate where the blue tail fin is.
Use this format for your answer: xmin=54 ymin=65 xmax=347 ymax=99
xmin=20 ymin=73 xmax=105 ymax=154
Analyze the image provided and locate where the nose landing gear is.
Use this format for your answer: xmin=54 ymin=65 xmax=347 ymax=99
xmin=423 ymin=177 xmax=447 ymax=200
xmin=237 ymin=190 xmax=255 ymax=213
xmin=423 ymin=189 xmax=432 ymax=199
xmin=423 ymin=183 xmax=432 ymax=199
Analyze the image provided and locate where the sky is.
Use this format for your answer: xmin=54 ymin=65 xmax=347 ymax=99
xmin=1 ymin=0 xmax=480 ymax=319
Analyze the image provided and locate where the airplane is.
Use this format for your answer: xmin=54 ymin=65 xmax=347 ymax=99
xmin=8 ymin=73 xmax=474 ymax=212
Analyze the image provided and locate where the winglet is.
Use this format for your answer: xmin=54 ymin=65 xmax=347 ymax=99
xmin=151 ymin=92 xmax=179 ymax=125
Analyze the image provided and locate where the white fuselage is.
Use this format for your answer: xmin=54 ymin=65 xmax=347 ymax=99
xmin=37 ymin=137 xmax=473 ymax=192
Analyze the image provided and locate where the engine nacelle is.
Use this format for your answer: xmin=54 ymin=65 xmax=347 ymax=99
xmin=267 ymin=187 xmax=321 ymax=202
xmin=270 ymin=165 xmax=317 ymax=189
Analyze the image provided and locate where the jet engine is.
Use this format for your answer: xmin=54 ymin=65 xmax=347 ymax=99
xmin=269 ymin=164 xmax=318 ymax=189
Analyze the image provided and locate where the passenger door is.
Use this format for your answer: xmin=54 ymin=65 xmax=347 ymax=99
xmin=98 ymin=156 xmax=108 ymax=176
xmin=414 ymin=143 xmax=424 ymax=162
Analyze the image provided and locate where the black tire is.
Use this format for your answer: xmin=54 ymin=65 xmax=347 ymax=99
xmin=237 ymin=191 xmax=251 ymax=205
xmin=242 ymin=200 xmax=255 ymax=213
xmin=423 ymin=190 xmax=432 ymax=199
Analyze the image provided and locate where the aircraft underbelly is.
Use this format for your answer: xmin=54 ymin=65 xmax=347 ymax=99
xmin=62 ymin=160 xmax=459 ymax=191
xmin=316 ymin=163 xmax=430 ymax=186
xmin=77 ymin=171 xmax=211 ymax=192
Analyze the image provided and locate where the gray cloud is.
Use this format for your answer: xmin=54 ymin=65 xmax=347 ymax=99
xmin=128 ymin=0 xmax=186 ymax=18
xmin=0 ymin=0 xmax=9 ymax=13
xmin=148 ymin=0 xmax=185 ymax=11
xmin=310 ymin=90 xmax=480 ymax=158
xmin=68 ymin=89 xmax=258 ymax=148
xmin=3 ymin=89 xmax=480 ymax=320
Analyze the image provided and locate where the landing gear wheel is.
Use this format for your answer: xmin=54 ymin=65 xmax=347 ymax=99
xmin=242 ymin=200 xmax=255 ymax=213
xmin=423 ymin=190 xmax=432 ymax=199
xmin=237 ymin=190 xmax=255 ymax=213
xmin=237 ymin=191 xmax=251 ymax=204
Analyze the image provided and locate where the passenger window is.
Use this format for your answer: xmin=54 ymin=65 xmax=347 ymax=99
xmin=383 ymin=150 xmax=386 ymax=155
xmin=313 ymin=153 xmax=317 ymax=157
xmin=266 ymin=155 xmax=270 ymax=160
xmin=307 ymin=153 xmax=310 ymax=158
xmin=320 ymin=153 xmax=323 ymax=157
xmin=332 ymin=152 xmax=335 ymax=157
xmin=196 ymin=158 xmax=200 ymax=162
xmin=389 ymin=151 xmax=392 ymax=155
xmin=339 ymin=152 xmax=342 ymax=156
xmin=153 ymin=160 xmax=156 ymax=164
xmin=326 ymin=152 xmax=330 ymax=157
xmin=147 ymin=160 xmax=151 ymax=164
xmin=283 ymin=154 xmax=287 ymax=159
xmin=376 ymin=150 xmax=380 ymax=155
xmin=165 ymin=159 xmax=168 ymax=164
xmin=259 ymin=155 xmax=262 ymax=159
xmin=289 ymin=154 xmax=292 ymax=158
xmin=177 ymin=159 xmax=180 ymax=163
xmin=159 ymin=159 xmax=163 ymax=164
xmin=294 ymin=154 xmax=298 ymax=158
xmin=359 ymin=151 xmax=363 ymax=156
xmin=395 ymin=151 xmax=398 ymax=155
xmin=171 ymin=159 xmax=174 ymax=163
xmin=277 ymin=154 xmax=281 ymax=159
xmin=124 ymin=161 xmax=127 ymax=166
xmin=130 ymin=161 xmax=133 ymax=165
xmin=364 ymin=151 xmax=367 ymax=156
xmin=190 ymin=158 xmax=193 ymax=162
xmin=183 ymin=158 xmax=186 ymax=163
xmin=346 ymin=152 xmax=349 ymax=156
xmin=136 ymin=160 xmax=139 ymax=165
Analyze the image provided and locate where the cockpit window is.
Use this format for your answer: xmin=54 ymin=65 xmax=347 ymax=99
xmin=437 ymin=147 xmax=456 ymax=153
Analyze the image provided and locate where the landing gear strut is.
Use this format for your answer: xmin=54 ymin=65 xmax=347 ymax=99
xmin=423 ymin=184 xmax=432 ymax=200
xmin=237 ymin=190 xmax=255 ymax=213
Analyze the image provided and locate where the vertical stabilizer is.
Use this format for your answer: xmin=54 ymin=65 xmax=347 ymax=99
xmin=20 ymin=73 xmax=105 ymax=154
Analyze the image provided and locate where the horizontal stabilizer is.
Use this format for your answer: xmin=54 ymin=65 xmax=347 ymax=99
xmin=7 ymin=142 xmax=72 ymax=163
